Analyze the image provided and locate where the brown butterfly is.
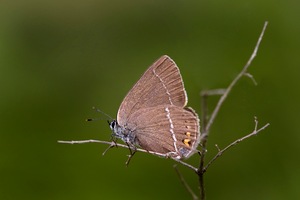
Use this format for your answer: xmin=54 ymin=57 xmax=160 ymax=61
xmin=109 ymin=55 xmax=200 ymax=160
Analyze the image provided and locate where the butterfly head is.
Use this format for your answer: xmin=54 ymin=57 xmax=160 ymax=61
xmin=109 ymin=119 xmax=139 ymax=148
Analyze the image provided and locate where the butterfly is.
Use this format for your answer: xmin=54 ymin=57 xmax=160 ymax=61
xmin=109 ymin=55 xmax=200 ymax=161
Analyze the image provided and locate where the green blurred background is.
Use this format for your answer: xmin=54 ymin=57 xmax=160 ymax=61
xmin=1 ymin=0 xmax=299 ymax=199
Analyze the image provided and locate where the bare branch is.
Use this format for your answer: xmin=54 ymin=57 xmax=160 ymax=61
xmin=173 ymin=159 xmax=198 ymax=172
xmin=203 ymin=119 xmax=270 ymax=172
xmin=200 ymin=89 xmax=226 ymax=96
xmin=58 ymin=139 xmax=198 ymax=171
xmin=215 ymin=144 xmax=221 ymax=152
xmin=59 ymin=139 xmax=165 ymax=156
xmin=58 ymin=139 xmax=117 ymax=145
xmin=174 ymin=165 xmax=199 ymax=200
xmin=244 ymin=73 xmax=258 ymax=85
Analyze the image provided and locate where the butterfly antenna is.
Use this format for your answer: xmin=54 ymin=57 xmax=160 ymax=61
xmin=86 ymin=107 xmax=113 ymax=122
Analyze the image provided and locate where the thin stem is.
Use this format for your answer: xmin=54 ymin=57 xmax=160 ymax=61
xmin=204 ymin=120 xmax=270 ymax=172
xmin=58 ymin=139 xmax=198 ymax=171
xmin=58 ymin=139 xmax=164 ymax=155
xmin=174 ymin=165 xmax=199 ymax=200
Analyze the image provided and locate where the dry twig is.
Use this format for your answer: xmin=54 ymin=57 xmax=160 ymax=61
xmin=203 ymin=117 xmax=270 ymax=173
xmin=174 ymin=165 xmax=199 ymax=200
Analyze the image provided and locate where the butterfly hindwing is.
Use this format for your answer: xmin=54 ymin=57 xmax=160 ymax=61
xmin=126 ymin=105 xmax=200 ymax=159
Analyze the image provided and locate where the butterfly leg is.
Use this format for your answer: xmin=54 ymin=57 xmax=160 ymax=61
xmin=125 ymin=142 xmax=136 ymax=166
xmin=102 ymin=138 xmax=118 ymax=156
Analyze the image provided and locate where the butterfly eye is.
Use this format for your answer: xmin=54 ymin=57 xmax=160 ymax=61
xmin=109 ymin=120 xmax=117 ymax=129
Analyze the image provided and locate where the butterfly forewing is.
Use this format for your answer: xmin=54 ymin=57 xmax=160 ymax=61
xmin=117 ymin=55 xmax=187 ymax=125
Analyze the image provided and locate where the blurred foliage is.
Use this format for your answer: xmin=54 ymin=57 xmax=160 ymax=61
xmin=0 ymin=0 xmax=299 ymax=199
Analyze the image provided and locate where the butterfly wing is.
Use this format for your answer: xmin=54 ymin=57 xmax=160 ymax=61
xmin=117 ymin=55 xmax=187 ymax=126
xmin=126 ymin=105 xmax=200 ymax=159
